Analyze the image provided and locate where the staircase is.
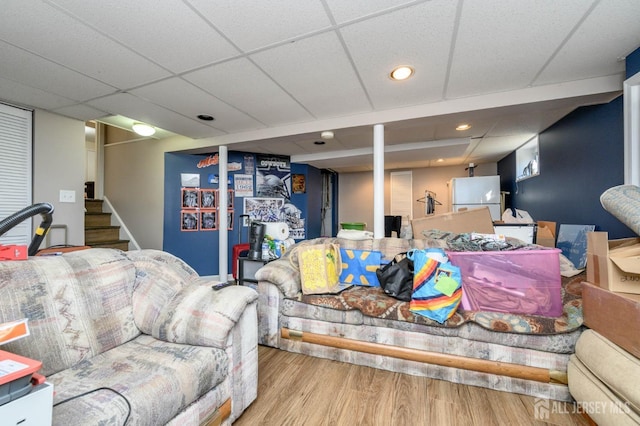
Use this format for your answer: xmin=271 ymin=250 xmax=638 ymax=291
xmin=84 ymin=199 xmax=129 ymax=250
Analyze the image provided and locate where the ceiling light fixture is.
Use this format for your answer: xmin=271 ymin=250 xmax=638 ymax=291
xmin=456 ymin=124 xmax=471 ymax=131
xmin=390 ymin=65 xmax=414 ymax=81
xmin=132 ymin=122 xmax=156 ymax=136
xmin=321 ymin=131 xmax=334 ymax=139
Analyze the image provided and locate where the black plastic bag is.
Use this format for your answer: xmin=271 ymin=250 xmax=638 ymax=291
xmin=376 ymin=253 xmax=414 ymax=301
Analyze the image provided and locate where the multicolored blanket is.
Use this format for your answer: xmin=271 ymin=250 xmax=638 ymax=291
xmin=299 ymin=273 xmax=585 ymax=335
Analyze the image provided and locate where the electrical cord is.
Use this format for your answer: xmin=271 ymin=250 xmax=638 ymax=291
xmin=53 ymin=387 xmax=131 ymax=425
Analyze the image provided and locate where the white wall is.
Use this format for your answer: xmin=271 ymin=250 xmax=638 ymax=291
xmin=33 ymin=110 xmax=85 ymax=246
xmin=338 ymin=163 xmax=498 ymax=232
xmin=104 ymin=135 xmax=193 ymax=250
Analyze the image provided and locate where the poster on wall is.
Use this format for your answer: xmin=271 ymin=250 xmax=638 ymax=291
xmin=243 ymin=197 xmax=284 ymax=222
xmin=181 ymin=211 xmax=199 ymax=231
xmin=283 ymin=202 xmax=305 ymax=240
xmin=292 ymin=174 xmax=306 ymax=194
xmin=200 ymin=189 xmax=217 ymax=209
xmin=181 ymin=173 xmax=200 ymax=188
xmin=256 ymin=155 xmax=291 ymax=200
xmin=234 ymin=174 xmax=254 ymax=197
xmin=182 ymin=189 xmax=199 ymax=208
xmin=200 ymin=211 xmax=217 ymax=231
xmin=244 ymin=154 xmax=255 ymax=175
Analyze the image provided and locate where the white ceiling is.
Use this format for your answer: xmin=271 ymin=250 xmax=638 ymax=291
xmin=1 ymin=0 xmax=638 ymax=172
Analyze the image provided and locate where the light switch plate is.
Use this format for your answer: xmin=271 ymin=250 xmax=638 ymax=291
xmin=59 ymin=190 xmax=76 ymax=203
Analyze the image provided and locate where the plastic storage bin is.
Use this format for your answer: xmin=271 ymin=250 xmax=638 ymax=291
xmin=447 ymin=248 xmax=563 ymax=317
xmin=340 ymin=222 xmax=366 ymax=230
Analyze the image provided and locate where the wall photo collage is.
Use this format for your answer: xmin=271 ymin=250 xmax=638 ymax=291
xmin=180 ymin=186 xmax=234 ymax=232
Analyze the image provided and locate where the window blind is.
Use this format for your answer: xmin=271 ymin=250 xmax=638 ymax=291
xmin=0 ymin=102 xmax=33 ymax=245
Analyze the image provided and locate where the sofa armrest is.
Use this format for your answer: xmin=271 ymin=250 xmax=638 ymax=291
xmin=254 ymin=257 xmax=302 ymax=298
xmin=134 ymin=281 xmax=258 ymax=349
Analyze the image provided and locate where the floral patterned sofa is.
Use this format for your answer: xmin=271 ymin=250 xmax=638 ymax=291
xmin=255 ymin=236 xmax=586 ymax=402
xmin=0 ymin=248 xmax=258 ymax=425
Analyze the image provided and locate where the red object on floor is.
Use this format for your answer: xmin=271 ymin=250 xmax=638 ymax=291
xmin=232 ymin=243 xmax=250 ymax=280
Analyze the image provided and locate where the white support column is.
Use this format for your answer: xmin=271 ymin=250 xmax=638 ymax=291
xmin=218 ymin=146 xmax=229 ymax=282
xmin=373 ymin=124 xmax=385 ymax=238
xmin=624 ymin=72 xmax=640 ymax=186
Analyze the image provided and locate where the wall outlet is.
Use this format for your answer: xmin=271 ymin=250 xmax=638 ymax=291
xmin=59 ymin=190 xmax=76 ymax=203
xmin=242 ymin=216 xmax=250 ymax=227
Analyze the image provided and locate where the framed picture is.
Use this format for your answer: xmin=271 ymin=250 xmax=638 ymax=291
xmin=181 ymin=188 xmax=199 ymax=209
xmin=243 ymin=197 xmax=284 ymax=222
xmin=200 ymin=189 xmax=217 ymax=209
xmin=181 ymin=211 xmax=199 ymax=231
xmin=227 ymin=210 xmax=234 ymax=231
xmin=292 ymin=174 xmax=306 ymax=194
xmin=200 ymin=210 xmax=217 ymax=231
xmin=228 ymin=189 xmax=234 ymax=208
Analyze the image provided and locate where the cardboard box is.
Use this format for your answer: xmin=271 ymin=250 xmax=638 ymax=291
xmin=536 ymin=221 xmax=556 ymax=248
xmin=587 ymin=232 xmax=640 ymax=294
xmin=411 ymin=207 xmax=495 ymax=237
xmin=582 ymin=281 xmax=640 ymax=359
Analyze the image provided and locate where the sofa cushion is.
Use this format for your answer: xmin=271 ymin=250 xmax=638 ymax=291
xmin=49 ymin=334 xmax=229 ymax=425
xmin=130 ymin=249 xmax=258 ymax=348
xmin=574 ymin=329 xmax=640 ymax=415
xmin=0 ymin=248 xmax=139 ymax=376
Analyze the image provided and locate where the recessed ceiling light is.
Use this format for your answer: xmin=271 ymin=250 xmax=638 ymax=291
xmin=314 ymin=140 xmax=325 ymax=145
xmin=456 ymin=124 xmax=471 ymax=131
xmin=132 ymin=122 xmax=156 ymax=136
xmin=197 ymin=114 xmax=215 ymax=121
xmin=390 ymin=65 xmax=414 ymax=81
xmin=436 ymin=158 xmax=444 ymax=162
xmin=321 ymin=131 xmax=334 ymax=139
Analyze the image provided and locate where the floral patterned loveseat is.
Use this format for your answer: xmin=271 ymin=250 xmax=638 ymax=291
xmin=0 ymin=248 xmax=258 ymax=425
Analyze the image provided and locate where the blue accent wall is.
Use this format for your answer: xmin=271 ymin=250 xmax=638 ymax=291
xmin=498 ymin=96 xmax=633 ymax=238
xmin=499 ymin=47 xmax=640 ymax=239
xmin=163 ymin=152 xmax=323 ymax=275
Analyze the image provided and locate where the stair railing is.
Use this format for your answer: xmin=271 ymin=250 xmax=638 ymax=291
xmin=102 ymin=196 xmax=141 ymax=251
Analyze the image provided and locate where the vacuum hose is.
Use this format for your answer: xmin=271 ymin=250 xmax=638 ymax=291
xmin=0 ymin=203 xmax=55 ymax=256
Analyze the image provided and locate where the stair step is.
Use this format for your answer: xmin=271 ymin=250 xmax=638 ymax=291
xmin=85 ymin=199 xmax=104 ymax=213
xmin=85 ymin=212 xmax=112 ymax=227
xmin=87 ymin=240 xmax=129 ymax=251
xmin=85 ymin=226 xmax=121 ymax=243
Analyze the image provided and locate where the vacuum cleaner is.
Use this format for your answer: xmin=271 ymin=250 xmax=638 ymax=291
xmin=0 ymin=203 xmax=54 ymax=258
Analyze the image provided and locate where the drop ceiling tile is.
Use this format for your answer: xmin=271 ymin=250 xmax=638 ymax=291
xmin=187 ymin=0 xmax=331 ymax=51
xmin=87 ymin=93 xmax=224 ymax=139
xmin=250 ymin=31 xmax=371 ymax=118
xmin=447 ymin=0 xmax=592 ymax=98
xmin=183 ymin=58 xmax=313 ymax=126
xmin=0 ymin=77 xmax=77 ymax=110
xmin=130 ymin=78 xmax=265 ymax=133
xmin=49 ymin=0 xmax=240 ymax=73
xmin=469 ymin=135 xmax=532 ymax=158
xmin=536 ymin=0 xmax=640 ymax=85
xmin=340 ymin=1 xmax=458 ymax=110
xmin=325 ymin=0 xmax=423 ymax=23
xmin=52 ymin=104 xmax=110 ymax=122
xmin=0 ymin=1 xmax=169 ymax=88
xmin=0 ymin=40 xmax=115 ymax=102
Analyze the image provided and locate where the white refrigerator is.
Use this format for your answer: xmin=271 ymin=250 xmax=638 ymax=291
xmin=449 ymin=176 xmax=501 ymax=220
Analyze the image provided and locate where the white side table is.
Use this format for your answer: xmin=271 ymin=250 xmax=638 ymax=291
xmin=0 ymin=382 xmax=53 ymax=425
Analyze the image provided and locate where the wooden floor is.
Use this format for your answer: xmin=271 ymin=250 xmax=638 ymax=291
xmin=234 ymin=345 xmax=593 ymax=426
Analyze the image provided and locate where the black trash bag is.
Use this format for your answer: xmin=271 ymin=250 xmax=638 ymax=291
xmin=376 ymin=253 xmax=414 ymax=301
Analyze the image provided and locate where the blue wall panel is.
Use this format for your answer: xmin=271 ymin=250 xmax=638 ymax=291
xmin=163 ymin=152 xmax=322 ymax=275
xmin=498 ymin=96 xmax=633 ymax=238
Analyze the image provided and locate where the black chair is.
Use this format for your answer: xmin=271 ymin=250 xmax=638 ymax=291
xmin=384 ymin=215 xmax=402 ymax=237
